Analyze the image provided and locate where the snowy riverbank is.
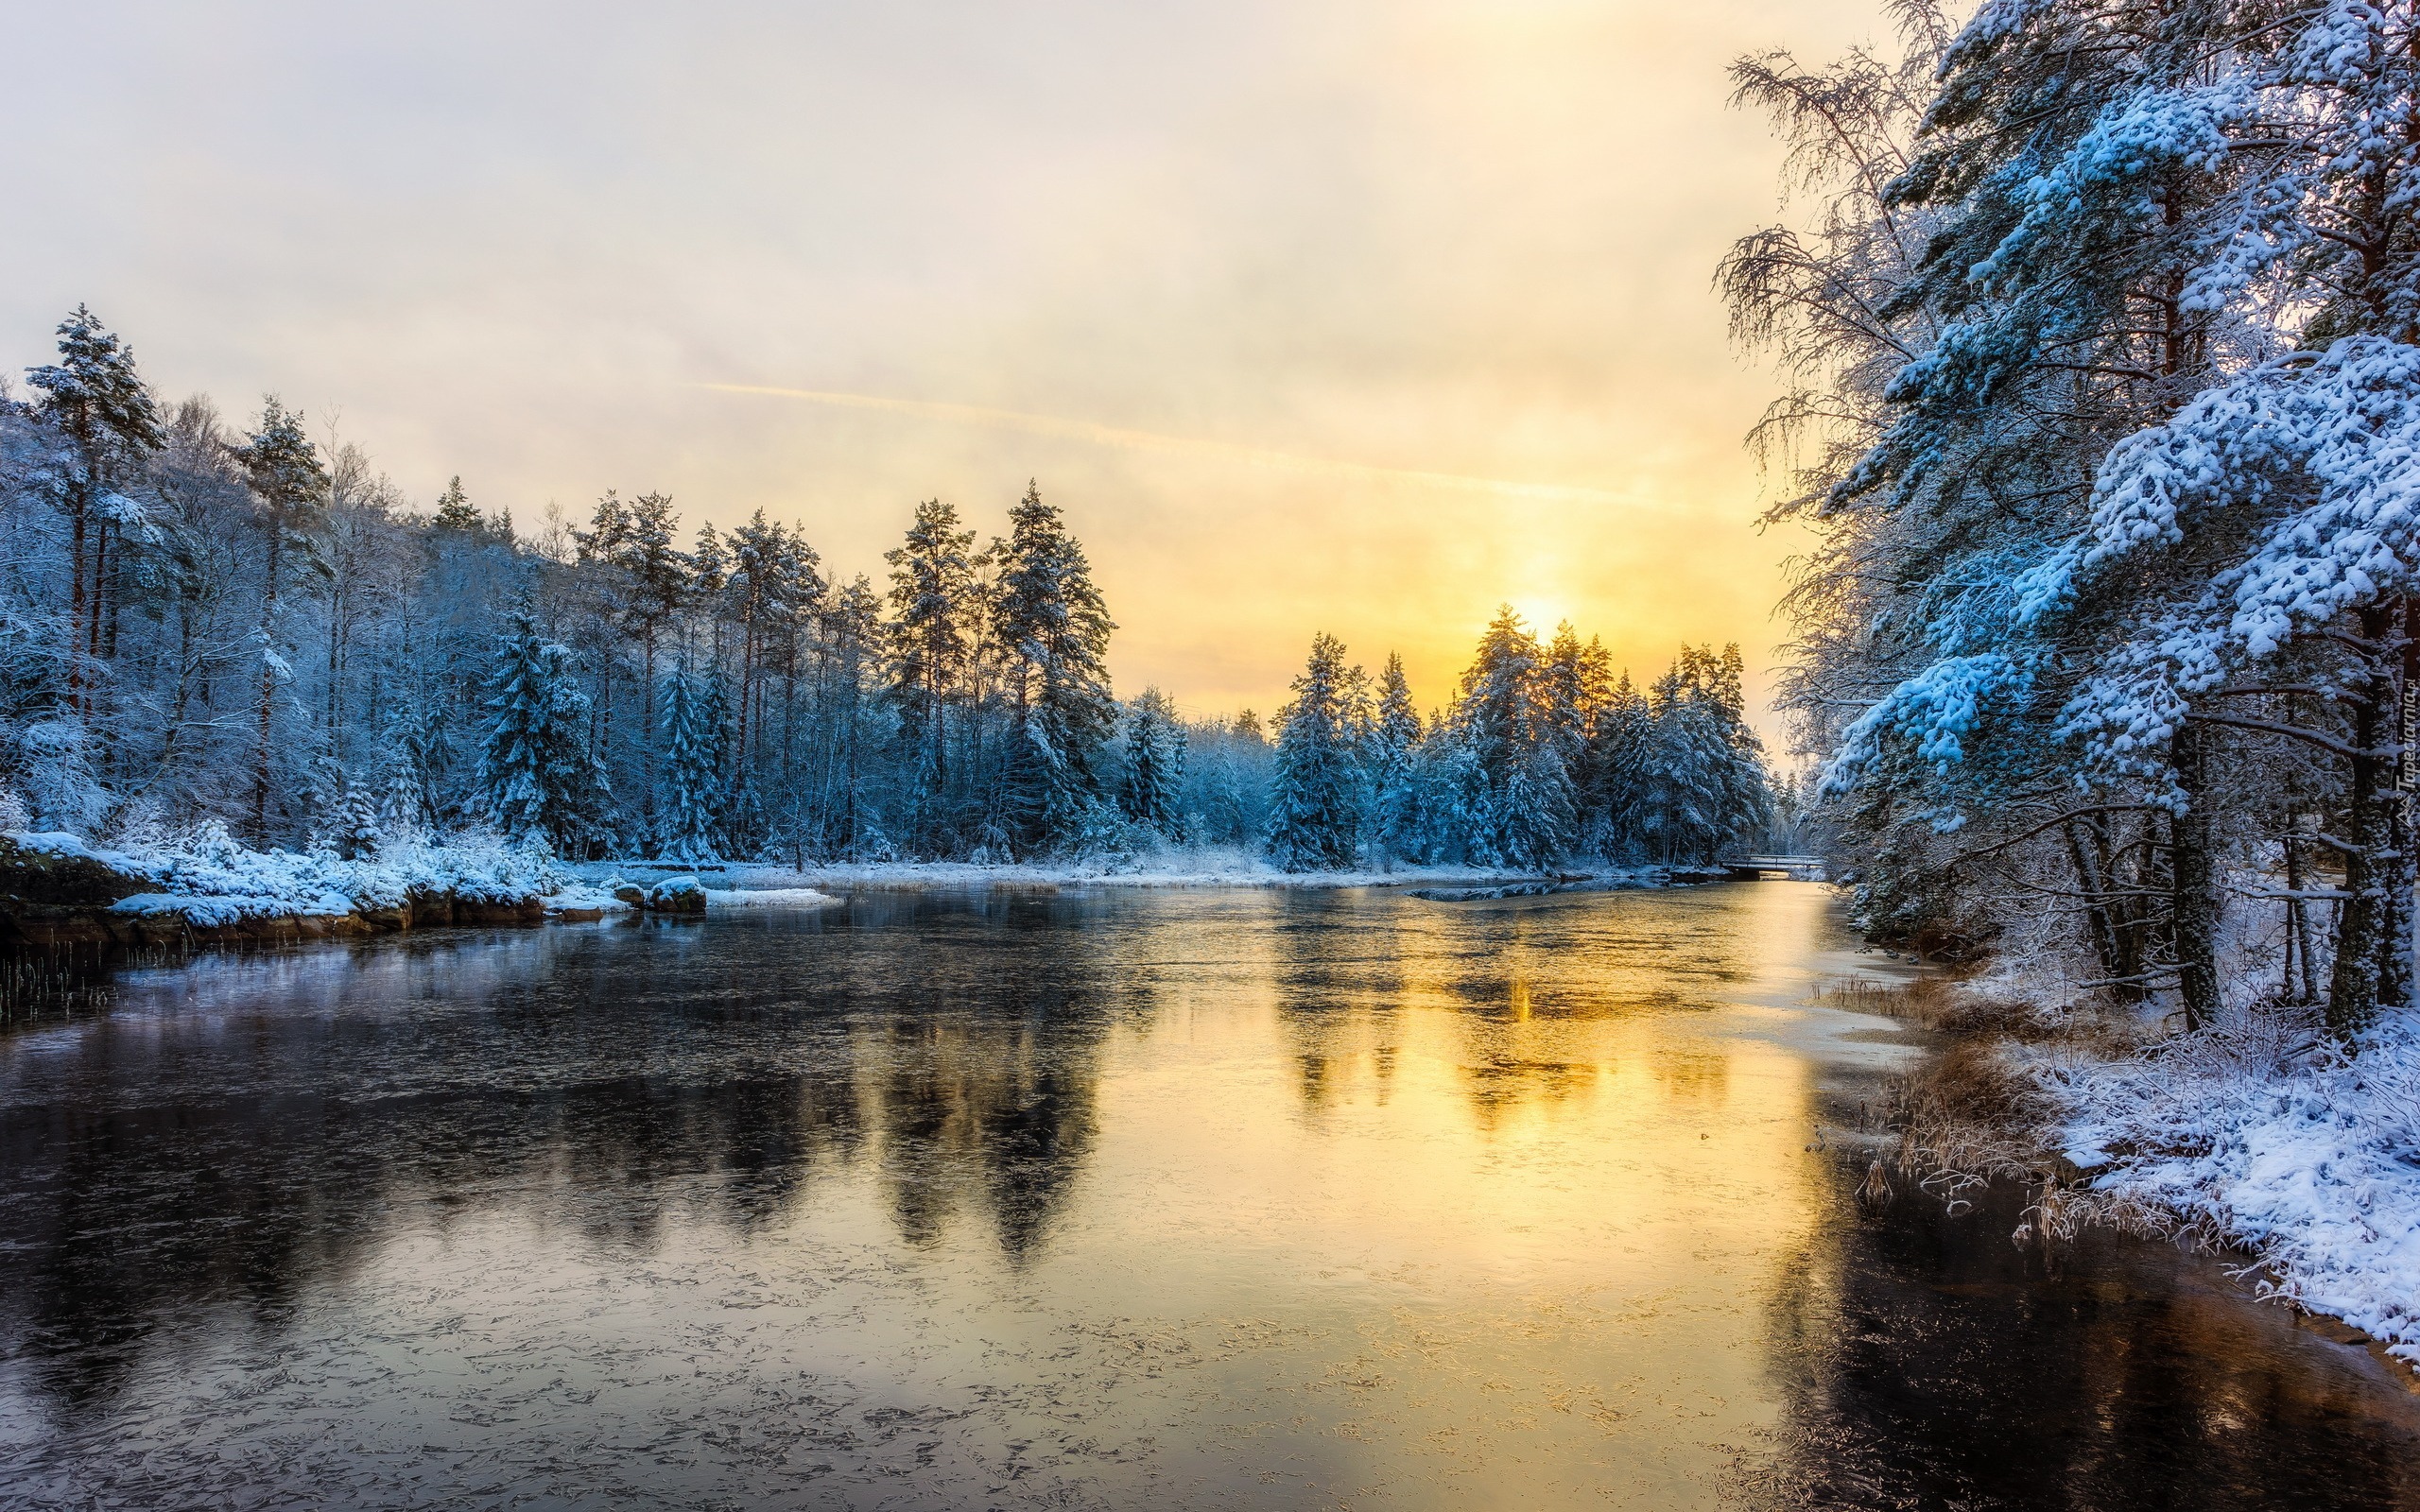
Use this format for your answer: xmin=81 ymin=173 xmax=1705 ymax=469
xmin=0 ymin=826 xmax=585 ymax=943
xmin=2023 ymin=1010 xmax=2420 ymax=1369
xmin=1897 ymin=968 xmax=2420 ymax=1373
xmin=2 ymin=828 xmax=1700 ymax=951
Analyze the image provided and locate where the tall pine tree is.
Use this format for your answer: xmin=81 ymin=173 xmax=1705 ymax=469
xmin=233 ymin=399 xmax=329 ymax=842
xmin=473 ymin=612 xmax=612 ymax=853
xmin=25 ymin=306 xmax=164 ymax=718
xmin=657 ymin=665 xmax=723 ymax=862
xmin=1268 ymin=634 xmax=1362 ymax=871
xmin=1121 ymin=687 xmax=1187 ymax=839
xmin=991 ymin=482 xmax=1116 ymax=852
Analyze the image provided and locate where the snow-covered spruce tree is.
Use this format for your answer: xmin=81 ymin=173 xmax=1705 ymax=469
xmin=1268 ymin=634 xmax=1363 ymax=871
xmin=23 ymin=306 xmax=165 ymax=724
xmin=431 ymin=475 xmax=480 ymax=533
xmin=473 ymin=612 xmax=611 ymax=854
xmin=1443 ymin=607 xmax=1577 ymax=870
xmin=1367 ymin=654 xmax=1425 ymax=867
xmin=377 ymin=702 xmax=451 ymax=839
xmin=233 ymin=399 xmax=329 ymax=844
xmin=991 ymin=482 xmax=1117 ymax=853
xmin=1121 ymin=687 xmax=1186 ymax=839
xmin=657 ymin=664 xmax=723 ymax=862
xmin=883 ymin=498 xmax=977 ymax=849
xmin=1631 ymin=649 xmax=1771 ymax=866
xmin=1585 ymin=672 xmax=1653 ymax=858
xmin=327 ymin=778 xmax=381 ymax=860
xmin=1545 ymin=624 xmax=1611 ymax=841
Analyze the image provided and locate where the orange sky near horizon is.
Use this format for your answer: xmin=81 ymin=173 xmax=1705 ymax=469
xmin=1 ymin=0 xmax=1897 ymax=742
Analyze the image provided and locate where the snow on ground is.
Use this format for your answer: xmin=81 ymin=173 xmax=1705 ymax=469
xmin=702 ymin=886 xmax=838 ymax=908
xmin=2021 ymin=1010 xmax=2420 ymax=1367
xmin=543 ymin=883 xmax=637 ymax=916
xmin=10 ymin=825 xmax=582 ymax=923
xmin=14 ymin=827 xmax=1682 ymax=928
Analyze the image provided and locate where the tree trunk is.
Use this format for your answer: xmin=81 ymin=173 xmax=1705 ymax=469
xmin=2170 ymin=718 xmax=2220 ymax=1030
xmin=2383 ymin=595 xmax=2420 ymax=1012
xmin=2328 ymin=605 xmax=2397 ymax=1036
xmin=2285 ymin=818 xmax=2312 ymax=1004
xmin=641 ymin=626 xmax=658 ymax=841
xmin=66 ymin=486 xmax=88 ymax=707
xmin=2062 ymin=816 xmax=2130 ymax=996
xmin=86 ymin=518 xmax=110 ymax=720
xmin=251 ymin=532 xmax=282 ymax=844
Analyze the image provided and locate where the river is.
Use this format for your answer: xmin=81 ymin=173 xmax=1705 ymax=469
xmin=2 ymin=884 xmax=2415 ymax=1509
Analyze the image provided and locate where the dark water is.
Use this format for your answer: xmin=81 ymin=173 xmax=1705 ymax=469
xmin=1 ymin=885 xmax=2415 ymax=1510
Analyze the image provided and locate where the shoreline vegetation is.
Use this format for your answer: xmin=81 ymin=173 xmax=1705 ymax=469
xmin=0 ymin=311 xmax=1778 ymax=894
xmin=1720 ymin=0 xmax=2420 ymax=1377
xmin=1844 ymin=971 xmax=2420 ymax=1377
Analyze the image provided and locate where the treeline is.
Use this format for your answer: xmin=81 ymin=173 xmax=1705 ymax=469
xmin=1263 ymin=613 xmax=1772 ymax=870
xmin=1730 ymin=0 xmax=2420 ymax=1036
xmin=0 ymin=307 xmax=1772 ymax=870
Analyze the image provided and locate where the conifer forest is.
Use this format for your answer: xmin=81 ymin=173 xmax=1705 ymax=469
xmin=0 ymin=308 xmax=1774 ymax=873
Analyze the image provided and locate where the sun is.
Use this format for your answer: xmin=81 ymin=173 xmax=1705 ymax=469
xmin=1504 ymin=598 xmax=1573 ymax=636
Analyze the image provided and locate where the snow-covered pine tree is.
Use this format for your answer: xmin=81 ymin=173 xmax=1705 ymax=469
xmin=233 ymin=399 xmax=329 ymax=844
xmin=1267 ymin=634 xmax=1362 ymax=870
xmin=1751 ymin=0 xmax=2420 ymax=1032
xmin=1413 ymin=722 xmax=1486 ymax=865
xmin=575 ymin=488 xmax=686 ymax=830
xmin=432 ymin=475 xmax=480 ymax=533
xmin=991 ymin=482 xmax=1117 ymax=852
xmin=1201 ymin=748 xmax=1252 ymax=846
xmin=1446 ymin=607 xmax=1577 ymax=869
xmin=657 ymin=665 xmax=723 ymax=862
xmin=24 ymin=306 xmax=165 ymax=718
xmin=377 ymin=706 xmax=448 ymax=838
xmin=329 ymin=778 xmax=381 ymax=860
xmin=473 ymin=612 xmax=611 ymax=854
xmin=653 ymin=662 xmax=716 ymax=861
xmin=1585 ymin=672 xmax=1652 ymax=857
xmin=1368 ymin=653 xmax=1424 ymax=867
xmin=1121 ymin=687 xmax=1186 ymax=838
xmin=883 ymin=498 xmax=977 ymax=844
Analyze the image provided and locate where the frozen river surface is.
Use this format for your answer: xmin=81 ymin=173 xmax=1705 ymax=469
xmin=3 ymin=884 xmax=2418 ymax=1509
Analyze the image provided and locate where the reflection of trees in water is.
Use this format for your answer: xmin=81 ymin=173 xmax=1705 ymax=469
xmin=1262 ymin=892 xmax=1757 ymax=1127
xmin=1267 ymin=891 xmax=1408 ymax=1113
xmin=0 ymin=897 xmax=1115 ymax=1411
xmin=1743 ymin=1137 xmax=2420 ymax=1509
xmin=1263 ymin=893 xmax=1752 ymax=1128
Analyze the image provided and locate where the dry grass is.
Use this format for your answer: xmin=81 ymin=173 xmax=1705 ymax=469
xmin=1820 ymin=973 xmax=2187 ymax=1252
xmin=0 ymin=954 xmax=114 ymax=1022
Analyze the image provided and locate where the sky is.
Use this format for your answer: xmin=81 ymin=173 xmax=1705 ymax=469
xmin=2 ymin=0 xmax=1892 ymax=730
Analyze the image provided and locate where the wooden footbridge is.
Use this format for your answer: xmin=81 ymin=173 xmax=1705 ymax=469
xmin=1715 ymin=855 xmax=1827 ymax=882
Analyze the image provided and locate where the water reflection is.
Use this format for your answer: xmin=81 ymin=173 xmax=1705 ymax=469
xmin=0 ymin=885 xmax=2414 ymax=1509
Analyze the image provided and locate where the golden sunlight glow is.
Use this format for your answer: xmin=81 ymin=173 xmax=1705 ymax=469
xmin=701 ymin=385 xmax=1645 ymax=507
xmin=2 ymin=0 xmax=1893 ymax=728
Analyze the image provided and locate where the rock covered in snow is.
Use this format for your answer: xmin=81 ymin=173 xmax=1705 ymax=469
xmin=645 ymin=875 xmax=707 ymax=914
